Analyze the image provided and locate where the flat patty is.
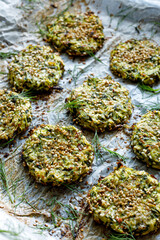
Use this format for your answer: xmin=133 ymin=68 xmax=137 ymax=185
xmin=66 ymin=76 xmax=132 ymax=132
xmin=22 ymin=125 xmax=94 ymax=185
xmin=131 ymin=110 xmax=160 ymax=169
xmin=110 ymin=39 xmax=160 ymax=85
xmin=0 ymin=89 xmax=32 ymax=141
xmin=46 ymin=11 xmax=104 ymax=56
xmin=88 ymin=166 xmax=160 ymax=236
xmin=8 ymin=45 xmax=64 ymax=91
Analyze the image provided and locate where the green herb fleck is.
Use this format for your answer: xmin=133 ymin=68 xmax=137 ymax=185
xmin=0 ymin=159 xmax=13 ymax=203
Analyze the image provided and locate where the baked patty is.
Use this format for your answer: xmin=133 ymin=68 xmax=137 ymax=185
xmin=131 ymin=110 xmax=160 ymax=169
xmin=8 ymin=45 xmax=64 ymax=91
xmin=0 ymin=89 xmax=32 ymax=141
xmin=22 ymin=125 xmax=94 ymax=185
xmin=88 ymin=166 xmax=160 ymax=236
xmin=46 ymin=12 xmax=104 ymax=56
xmin=66 ymin=76 xmax=132 ymax=131
xmin=110 ymin=39 xmax=160 ymax=85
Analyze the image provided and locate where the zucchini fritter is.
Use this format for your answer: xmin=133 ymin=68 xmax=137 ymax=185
xmin=0 ymin=89 xmax=32 ymax=141
xmin=22 ymin=125 xmax=94 ymax=185
xmin=88 ymin=166 xmax=160 ymax=236
xmin=67 ymin=76 xmax=132 ymax=131
xmin=8 ymin=45 xmax=64 ymax=91
xmin=110 ymin=39 xmax=160 ymax=85
xmin=46 ymin=12 xmax=104 ymax=56
xmin=131 ymin=110 xmax=160 ymax=169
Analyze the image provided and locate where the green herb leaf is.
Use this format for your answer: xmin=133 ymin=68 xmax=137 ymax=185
xmin=86 ymin=50 xmax=107 ymax=66
xmin=0 ymin=138 xmax=15 ymax=148
xmin=108 ymin=232 xmax=135 ymax=240
xmin=57 ymin=99 xmax=85 ymax=112
xmin=0 ymin=71 xmax=7 ymax=75
xmin=101 ymin=146 xmax=127 ymax=163
xmin=135 ymin=99 xmax=160 ymax=112
xmin=138 ymin=83 xmax=160 ymax=93
xmin=0 ymin=51 xmax=18 ymax=59
xmin=0 ymin=158 xmax=13 ymax=203
xmin=92 ymin=131 xmax=127 ymax=163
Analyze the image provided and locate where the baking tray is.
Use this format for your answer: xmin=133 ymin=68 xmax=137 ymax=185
xmin=0 ymin=0 xmax=160 ymax=239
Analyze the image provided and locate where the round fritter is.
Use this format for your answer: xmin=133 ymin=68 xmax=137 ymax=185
xmin=110 ymin=39 xmax=160 ymax=85
xmin=66 ymin=76 xmax=132 ymax=132
xmin=8 ymin=45 xmax=64 ymax=91
xmin=46 ymin=11 xmax=104 ymax=56
xmin=22 ymin=125 xmax=94 ymax=185
xmin=88 ymin=166 xmax=160 ymax=236
xmin=131 ymin=111 xmax=160 ymax=169
xmin=0 ymin=89 xmax=32 ymax=141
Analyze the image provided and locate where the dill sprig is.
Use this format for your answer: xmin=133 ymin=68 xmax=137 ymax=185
xmin=92 ymin=131 xmax=104 ymax=163
xmin=56 ymin=99 xmax=85 ymax=112
xmin=86 ymin=50 xmax=107 ymax=66
xmin=0 ymin=229 xmax=20 ymax=236
xmin=135 ymin=99 xmax=160 ymax=112
xmin=138 ymin=83 xmax=160 ymax=94
xmin=0 ymin=51 xmax=18 ymax=59
xmin=68 ymin=65 xmax=84 ymax=86
xmin=108 ymin=232 xmax=136 ymax=240
xmin=36 ymin=23 xmax=48 ymax=38
xmin=14 ymin=195 xmax=37 ymax=211
xmin=0 ymin=138 xmax=15 ymax=148
xmin=0 ymin=71 xmax=7 ymax=75
xmin=63 ymin=183 xmax=83 ymax=193
xmin=92 ymin=131 xmax=127 ymax=163
xmin=56 ymin=0 xmax=74 ymax=18
xmin=114 ymin=7 xmax=136 ymax=31
xmin=9 ymin=89 xmax=37 ymax=101
xmin=55 ymin=200 xmax=79 ymax=221
xmin=47 ymin=197 xmax=79 ymax=231
xmin=0 ymin=159 xmax=13 ymax=203
xmin=101 ymin=146 xmax=127 ymax=163
xmin=19 ymin=89 xmax=37 ymax=100
xmin=108 ymin=224 xmax=136 ymax=240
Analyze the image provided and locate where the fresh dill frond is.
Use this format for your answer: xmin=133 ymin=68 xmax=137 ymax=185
xmin=92 ymin=131 xmax=127 ymax=163
xmin=0 ymin=229 xmax=20 ymax=236
xmin=106 ymin=6 xmax=114 ymax=27
xmin=135 ymin=98 xmax=160 ymax=112
xmin=63 ymin=184 xmax=83 ymax=193
xmin=0 ymin=159 xmax=13 ymax=203
xmin=14 ymin=195 xmax=37 ymax=211
xmin=69 ymin=220 xmax=78 ymax=240
xmin=69 ymin=65 xmax=83 ymax=86
xmin=0 ymin=71 xmax=7 ymax=75
xmin=138 ymin=83 xmax=160 ymax=93
xmin=115 ymin=11 xmax=132 ymax=30
xmin=101 ymin=146 xmax=127 ymax=163
xmin=19 ymin=89 xmax=37 ymax=100
xmin=9 ymin=89 xmax=36 ymax=101
xmin=86 ymin=50 xmax=107 ymax=66
xmin=56 ymin=0 xmax=74 ymax=18
xmin=55 ymin=200 xmax=79 ymax=221
xmin=108 ymin=232 xmax=135 ymax=240
xmin=92 ymin=131 xmax=104 ymax=163
xmin=115 ymin=6 xmax=132 ymax=16
xmin=36 ymin=23 xmax=48 ymax=38
xmin=109 ymin=224 xmax=136 ymax=240
xmin=56 ymin=99 xmax=85 ymax=112
xmin=0 ymin=138 xmax=14 ymax=148
xmin=115 ymin=7 xmax=136 ymax=31
xmin=0 ymin=51 xmax=18 ymax=59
